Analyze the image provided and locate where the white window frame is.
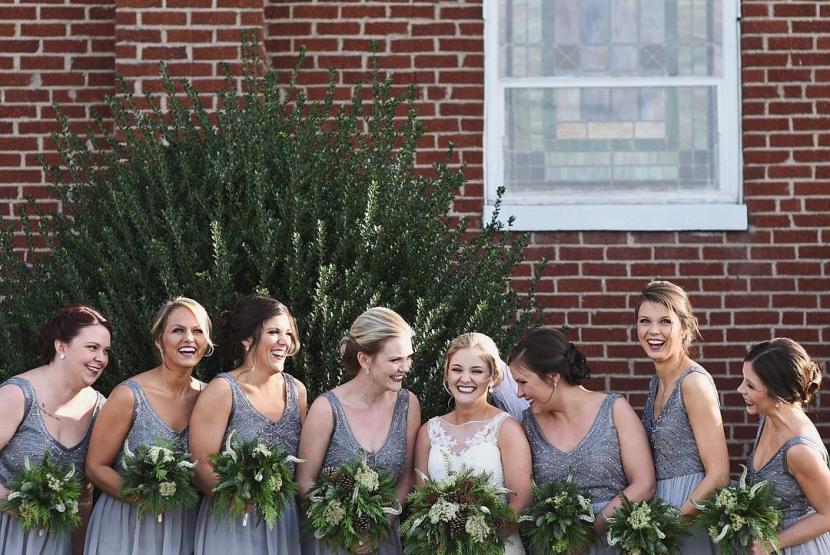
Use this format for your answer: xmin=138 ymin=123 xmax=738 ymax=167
xmin=483 ymin=0 xmax=746 ymax=231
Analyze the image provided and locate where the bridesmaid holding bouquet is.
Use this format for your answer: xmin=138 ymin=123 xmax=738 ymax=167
xmin=636 ymin=281 xmax=729 ymax=553
xmin=739 ymin=339 xmax=830 ymax=554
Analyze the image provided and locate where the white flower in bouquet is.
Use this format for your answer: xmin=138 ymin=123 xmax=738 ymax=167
xmin=465 ymin=512 xmax=491 ymax=543
xmin=428 ymin=498 xmax=460 ymax=524
xmin=355 ymin=465 xmax=380 ymax=492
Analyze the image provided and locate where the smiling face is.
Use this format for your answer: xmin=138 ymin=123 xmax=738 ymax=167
xmin=361 ymin=335 xmax=413 ymax=392
xmin=737 ymin=361 xmax=776 ymax=416
xmin=157 ymin=306 xmax=208 ymax=371
xmin=56 ymin=323 xmax=111 ymax=386
xmin=248 ymin=313 xmax=294 ymax=374
xmin=636 ymin=301 xmax=686 ymax=364
xmin=445 ymin=347 xmax=492 ymax=405
xmin=509 ymin=362 xmax=556 ymax=408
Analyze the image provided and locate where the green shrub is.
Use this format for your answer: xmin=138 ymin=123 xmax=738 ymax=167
xmin=0 ymin=53 xmax=543 ymax=418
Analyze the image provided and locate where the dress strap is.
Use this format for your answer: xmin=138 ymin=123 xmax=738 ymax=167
xmin=783 ymin=435 xmax=830 ymax=473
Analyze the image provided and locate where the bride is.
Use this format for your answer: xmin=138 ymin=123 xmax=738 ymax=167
xmin=414 ymin=333 xmax=531 ymax=554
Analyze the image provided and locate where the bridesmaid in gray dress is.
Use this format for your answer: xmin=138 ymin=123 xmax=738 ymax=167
xmin=84 ymin=297 xmax=213 ymax=555
xmin=636 ymin=281 xmax=728 ymax=554
xmin=0 ymin=305 xmax=111 ymax=555
xmin=190 ymin=294 xmax=308 ymax=554
xmin=738 ymin=339 xmax=830 ymax=554
xmin=508 ymin=327 xmax=655 ymax=554
xmin=297 ymin=307 xmax=421 ymax=555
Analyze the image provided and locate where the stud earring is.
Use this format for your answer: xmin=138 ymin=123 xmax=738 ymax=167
xmin=59 ymin=352 xmax=65 ymax=360
xmin=775 ymin=401 xmax=781 ymax=409
xmin=244 ymin=345 xmax=249 ymax=353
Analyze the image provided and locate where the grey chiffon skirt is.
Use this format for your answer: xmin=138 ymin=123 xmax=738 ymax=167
xmin=194 ymin=496 xmax=301 ymax=554
xmin=0 ymin=511 xmax=70 ymax=555
xmin=83 ymin=492 xmax=197 ymax=554
xmin=656 ymin=472 xmax=716 ymax=555
xmin=301 ymin=518 xmax=402 ymax=555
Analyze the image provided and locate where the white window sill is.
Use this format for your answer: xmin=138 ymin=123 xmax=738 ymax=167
xmin=485 ymin=203 xmax=748 ymax=231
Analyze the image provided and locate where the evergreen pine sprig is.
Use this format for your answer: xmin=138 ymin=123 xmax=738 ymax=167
xmin=0 ymin=41 xmax=543 ymax=421
xmin=401 ymin=468 xmax=515 ymax=555
xmin=118 ymin=438 xmax=200 ymax=522
xmin=518 ymin=478 xmax=596 ymax=555
xmin=606 ymin=496 xmax=689 ymax=555
xmin=209 ymin=429 xmax=303 ymax=528
xmin=1 ymin=454 xmax=82 ymax=536
xmin=693 ymin=464 xmax=782 ymax=555
xmin=306 ymin=457 xmax=401 ymax=552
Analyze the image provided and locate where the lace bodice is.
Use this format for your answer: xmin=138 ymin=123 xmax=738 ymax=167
xmin=426 ymin=412 xmax=525 ymax=555
xmin=426 ymin=412 xmax=510 ymax=488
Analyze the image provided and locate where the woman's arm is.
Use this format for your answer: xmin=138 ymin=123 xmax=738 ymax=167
xmin=681 ymin=371 xmax=730 ymax=518
xmin=84 ymin=385 xmax=135 ymax=499
xmin=188 ymin=378 xmax=233 ymax=496
xmin=412 ymin=421 xmax=432 ymax=485
xmin=498 ymin=417 xmax=533 ymax=523
xmin=295 ymin=377 xmax=309 ymax=423
xmin=776 ymin=443 xmax=830 ymax=549
xmin=295 ymin=395 xmax=334 ymax=497
xmin=395 ymin=392 xmax=421 ymax=506
xmin=596 ymin=397 xmax=657 ymax=532
xmin=0 ymin=384 xmax=26 ymax=504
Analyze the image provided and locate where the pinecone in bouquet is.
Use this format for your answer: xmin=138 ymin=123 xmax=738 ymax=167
xmin=401 ymin=467 xmax=515 ymax=555
xmin=305 ymin=456 xmax=401 ymax=552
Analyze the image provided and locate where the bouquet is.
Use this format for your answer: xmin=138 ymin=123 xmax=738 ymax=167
xmin=518 ymin=477 xmax=596 ymax=555
xmin=606 ymin=496 xmax=688 ymax=555
xmin=209 ymin=430 xmax=303 ymax=528
xmin=118 ymin=438 xmax=200 ymax=522
xmin=401 ymin=468 xmax=515 ymax=555
xmin=1 ymin=454 xmax=82 ymax=536
xmin=306 ymin=457 xmax=401 ymax=552
xmin=693 ymin=465 xmax=782 ymax=555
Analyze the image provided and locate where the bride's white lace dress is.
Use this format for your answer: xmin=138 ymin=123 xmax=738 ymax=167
xmin=426 ymin=412 xmax=525 ymax=555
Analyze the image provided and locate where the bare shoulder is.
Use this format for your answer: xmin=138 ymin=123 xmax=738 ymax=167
xmin=290 ymin=375 xmax=307 ymax=395
xmin=681 ymin=368 xmax=718 ymax=400
xmin=104 ymin=382 xmax=137 ymax=408
xmin=497 ymin=413 xmax=525 ymax=439
xmin=0 ymin=381 xmax=26 ymax=413
xmin=406 ymin=390 xmax=421 ymax=410
xmin=787 ymin=441 xmax=830 ymax=475
xmin=195 ymin=375 xmax=233 ymax=404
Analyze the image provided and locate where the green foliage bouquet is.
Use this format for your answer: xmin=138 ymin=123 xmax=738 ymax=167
xmin=693 ymin=464 xmax=782 ymax=555
xmin=118 ymin=438 xmax=200 ymax=522
xmin=1 ymin=455 xmax=82 ymax=535
xmin=401 ymin=468 xmax=515 ymax=555
xmin=209 ymin=429 xmax=303 ymax=528
xmin=306 ymin=457 xmax=401 ymax=552
xmin=606 ymin=496 xmax=688 ymax=555
xmin=518 ymin=478 xmax=596 ymax=555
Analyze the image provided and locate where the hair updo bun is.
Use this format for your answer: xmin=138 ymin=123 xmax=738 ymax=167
xmin=744 ymin=338 xmax=822 ymax=406
xmin=507 ymin=327 xmax=591 ymax=385
xmin=340 ymin=307 xmax=413 ymax=376
xmin=37 ymin=305 xmax=111 ymax=363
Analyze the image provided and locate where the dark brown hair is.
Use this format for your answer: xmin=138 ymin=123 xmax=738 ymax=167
xmin=37 ymin=305 xmax=112 ymax=363
xmin=507 ymin=327 xmax=591 ymax=385
xmin=745 ymin=338 xmax=822 ymax=405
xmin=219 ymin=294 xmax=299 ymax=359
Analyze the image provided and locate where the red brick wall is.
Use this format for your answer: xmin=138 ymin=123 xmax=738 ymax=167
xmin=1 ymin=0 xmax=828 ymax=465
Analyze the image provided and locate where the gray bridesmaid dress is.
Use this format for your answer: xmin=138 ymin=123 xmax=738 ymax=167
xmin=301 ymin=389 xmax=409 ymax=555
xmin=642 ymin=365 xmax=717 ymax=554
xmin=84 ymin=379 xmax=197 ymax=555
xmin=0 ymin=376 xmax=104 ymax=555
xmin=747 ymin=416 xmax=830 ymax=554
xmin=523 ymin=394 xmax=626 ymax=555
xmin=194 ymin=372 xmax=303 ymax=555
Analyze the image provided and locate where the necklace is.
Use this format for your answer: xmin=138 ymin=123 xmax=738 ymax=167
xmin=39 ymin=402 xmax=62 ymax=421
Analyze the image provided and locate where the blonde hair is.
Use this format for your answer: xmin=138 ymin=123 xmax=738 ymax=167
xmin=151 ymin=297 xmax=214 ymax=358
xmin=339 ymin=307 xmax=413 ymax=375
xmin=443 ymin=332 xmax=504 ymax=385
xmin=636 ymin=280 xmax=701 ymax=354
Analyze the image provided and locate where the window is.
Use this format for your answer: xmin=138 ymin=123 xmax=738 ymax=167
xmin=484 ymin=0 xmax=745 ymax=230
